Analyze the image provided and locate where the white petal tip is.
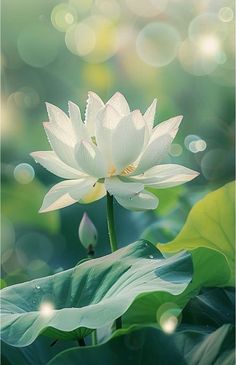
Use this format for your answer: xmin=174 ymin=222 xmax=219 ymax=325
xmin=45 ymin=102 xmax=54 ymax=110
xmin=193 ymin=171 xmax=200 ymax=178
xmin=68 ymin=100 xmax=76 ymax=107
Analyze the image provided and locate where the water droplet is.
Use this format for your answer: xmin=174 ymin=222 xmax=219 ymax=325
xmin=149 ymin=255 xmax=154 ymax=259
xmin=35 ymin=285 xmax=41 ymax=290
xmin=32 ymin=299 xmax=36 ymax=304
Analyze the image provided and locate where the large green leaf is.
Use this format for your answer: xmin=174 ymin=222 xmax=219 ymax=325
xmin=2 ymin=180 xmax=59 ymax=233
xmin=46 ymin=324 xmax=234 ymax=365
xmin=123 ymin=246 xmax=231 ymax=327
xmin=158 ymin=182 xmax=235 ymax=286
xmin=182 ymin=287 xmax=235 ymax=329
xmin=1 ymin=337 xmax=77 ymax=365
xmin=0 ymin=240 xmax=193 ymax=347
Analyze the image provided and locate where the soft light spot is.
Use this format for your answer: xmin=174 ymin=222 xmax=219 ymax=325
xmin=65 ymin=13 xmax=74 ymax=24
xmin=184 ymin=135 xmax=206 ymax=152
xmin=178 ymin=38 xmax=218 ymax=76
xmin=156 ymin=302 xmax=181 ymax=334
xmin=188 ymin=13 xmax=227 ymax=44
xmin=189 ymin=139 xmax=207 ymax=153
xmin=40 ymin=302 xmax=55 ymax=317
xmin=136 ymin=22 xmax=181 ymax=67
xmin=65 ymin=16 xmax=119 ymax=63
xmin=14 ymin=163 xmax=35 ymax=184
xmin=65 ymin=22 xmax=96 ymax=56
xmin=218 ymin=7 xmax=234 ymax=23
xmin=160 ymin=314 xmax=178 ymax=334
xmin=198 ymin=36 xmax=220 ymax=57
xmin=51 ymin=4 xmax=77 ymax=32
xmin=126 ymin=0 xmax=168 ymax=18
xmin=169 ymin=143 xmax=183 ymax=157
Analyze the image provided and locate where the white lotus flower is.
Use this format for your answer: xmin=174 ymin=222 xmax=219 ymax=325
xmin=31 ymin=92 xmax=199 ymax=213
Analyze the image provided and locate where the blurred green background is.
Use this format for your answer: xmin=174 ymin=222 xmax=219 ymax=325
xmin=1 ymin=0 xmax=234 ymax=287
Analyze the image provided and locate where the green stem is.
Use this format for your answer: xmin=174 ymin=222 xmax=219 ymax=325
xmin=106 ymin=192 xmax=118 ymax=252
xmin=92 ymin=330 xmax=97 ymax=346
xmin=106 ymin=192 xmax=121 ymax=331
xmin=78 ymin=338 xmax=86 ymax=347
xmin=115 ymin=316 xmax=122 ymax=330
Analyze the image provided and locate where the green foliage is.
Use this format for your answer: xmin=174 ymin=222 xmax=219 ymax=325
xmin=46 ymin=324 xmax=234 ymax=365
xmin=158 ymin=182 xmax=235 ymax=286
xmin=0 ymin=240 xmax=193 ymax=347
xmin=148 ymin=185 xmax=185 ymax=216
xmin=2 ymin=179 xmax=59 ymax=233
xmin=182 ymin=287 xmax=235 ymax=329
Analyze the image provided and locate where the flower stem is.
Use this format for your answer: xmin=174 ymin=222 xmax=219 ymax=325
xmin=106 ymin=192 xmax=121 ymax=331
xmin=78 ymin=338 xmax=86 ymax=347
xmin=106 ymin=192 xmax=118 ymax=253
xmin=92 ymin=330 xmax=97 ymax=346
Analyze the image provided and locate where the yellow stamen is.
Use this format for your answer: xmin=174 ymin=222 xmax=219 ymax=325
xmin=108 ymin=165 xmax=117 ymax=176
xmin=91 ymin=136 xmax=97 ymax=145
xmin=121 ymin=164 xmax=136 ymax=176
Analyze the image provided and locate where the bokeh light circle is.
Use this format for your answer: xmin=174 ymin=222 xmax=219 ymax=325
xmin=189 ymin=139 xmax=207 ymax=153
xmin=200 ymin=148 xmax=226 ymax=180
xmin=69 ymin=0 xmax=93 ymax=14
xmin=27 ymin=259 xmax=51 ymax=278
xmin=126 ymin=0 xmax=168 ymax=18
xmin=17 ymin=24 xmax=60 ymax=68
xmin=65 ymin=23 xmax=96 ymax=56
xmin=156 ymin=302 xmax=181 ymax=334
xmin=95 ymin=0 xmax=120 ymax=20
xmin=16 ymin=232 xmax=54 ymax=266
xmin=136 ymin=22 xmax=181 ymax=67
xmin=184 ymin=135 xmax=207 ymax=153
xmin=51 ymin=3 xmax=77 ymax=32
xmin=8 ymin=87 xmax=40 ymax=109
xmin=14 ymin=163 xmax=35 ymax=184
xmin=188 ymin=13 xmax=227 ymax=44
xmin=65 ymin=16 xmax=119 ymax=63
xmin=178 ymin=39 xmax=219 ymax=76
xmin=169 ymin=143 xmax=183 ymax=157
xmin=218 ymin=7 xmax=234 ymax=23
xmin=82 ymin=63 xmax=113 ymax=91
xmin=160 ymin=315 xmax=178 ymax=334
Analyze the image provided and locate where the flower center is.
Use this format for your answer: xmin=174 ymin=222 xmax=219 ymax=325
xmin=107 ymin=164 xmax=136 ymax=177
xmin=108 ymin=165 xmax=117 ymax=176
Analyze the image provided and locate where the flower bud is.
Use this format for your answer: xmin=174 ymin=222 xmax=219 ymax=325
xmin=78 ymin=213 xmax=97 ymax=255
